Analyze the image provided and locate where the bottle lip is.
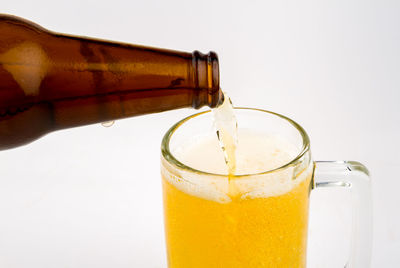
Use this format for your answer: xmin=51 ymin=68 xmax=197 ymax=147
xmin=191 ymin=51 xmax=221 ymax=108
xmin=206 ymin=51 xmax=222 ymax=108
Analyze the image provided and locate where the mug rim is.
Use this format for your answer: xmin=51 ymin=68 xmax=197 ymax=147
xmin=161 ymin=107 xmax=311 ymax=178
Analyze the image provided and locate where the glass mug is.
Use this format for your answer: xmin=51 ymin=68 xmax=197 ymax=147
xmin=160 ymin=108 xmax=372 ymax=268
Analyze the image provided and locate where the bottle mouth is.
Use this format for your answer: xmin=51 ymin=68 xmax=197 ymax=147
xmin=206 ymin=51 xmax=221 ymax=108
xmin=191 ymin=51 xmax=221 ymax=108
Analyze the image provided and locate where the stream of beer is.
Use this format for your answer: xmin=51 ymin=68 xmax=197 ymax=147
xmin=212 ymin=92 xmax=239 ymax=197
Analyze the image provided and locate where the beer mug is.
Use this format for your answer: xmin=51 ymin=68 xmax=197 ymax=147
xmin=160 ymin=108 xmax=372 ymax=267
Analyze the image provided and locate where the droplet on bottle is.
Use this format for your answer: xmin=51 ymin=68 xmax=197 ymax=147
xmin=101 ymin=121 xmax=115 ymax=127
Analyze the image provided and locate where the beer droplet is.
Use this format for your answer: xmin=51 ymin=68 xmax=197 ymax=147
xmin=101 ymin=121 xmax=115 ymax=127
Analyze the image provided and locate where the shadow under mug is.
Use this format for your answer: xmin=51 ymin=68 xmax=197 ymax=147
xmin=161 ymin=108 xmax=372 ymax=268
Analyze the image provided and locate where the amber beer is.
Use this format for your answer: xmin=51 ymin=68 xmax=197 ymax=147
xmin=0 ymin=14 xmax=221 ymax=150
xmin=161 ymin=109 xmax=314 ymax=268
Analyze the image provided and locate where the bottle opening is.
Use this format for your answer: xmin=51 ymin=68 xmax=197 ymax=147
xmin=191 ymin=51 xmax=221 ymax=108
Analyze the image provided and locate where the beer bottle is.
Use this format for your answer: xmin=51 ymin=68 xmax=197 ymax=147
xmin=0 ymin=14 xmax=221 ymax=150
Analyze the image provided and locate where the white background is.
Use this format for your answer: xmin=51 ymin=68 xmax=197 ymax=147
xmin=1 ymin=0 xmax=399 ymax=267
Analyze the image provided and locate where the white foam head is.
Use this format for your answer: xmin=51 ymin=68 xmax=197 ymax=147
xmin=162 ymin=130 xmax=312 ymax=203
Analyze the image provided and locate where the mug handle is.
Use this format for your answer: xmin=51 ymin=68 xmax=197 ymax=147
xmin=313 ymin=161 xmax=372 ymax=268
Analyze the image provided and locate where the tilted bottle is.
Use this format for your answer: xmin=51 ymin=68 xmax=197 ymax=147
xmin=0 ymin=14 xmax=221 ymax=150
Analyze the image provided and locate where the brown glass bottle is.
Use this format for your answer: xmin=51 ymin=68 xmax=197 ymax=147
xmin=0 ymin=14 xmax=221 ymax=150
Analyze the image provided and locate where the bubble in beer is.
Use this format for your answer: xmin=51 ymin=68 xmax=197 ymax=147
xmin=101 ymin=121 xmax=115 ymax=127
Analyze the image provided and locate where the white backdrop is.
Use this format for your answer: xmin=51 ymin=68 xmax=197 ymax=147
xmin=1 ymin=0 xmax=399 ymax=267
